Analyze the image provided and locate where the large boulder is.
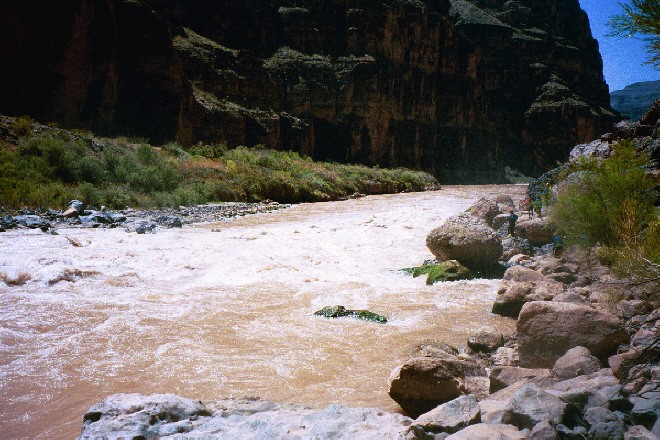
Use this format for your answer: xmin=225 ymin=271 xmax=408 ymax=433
xmin=515 ymin=218 xmax=554 ymax=246
xmin=414 ymin=394 xmax=481 ymax=434
xmin=501 ymin=383 xmax=567 ymax=430
xmin=468 ymin=198 xmax=502 ymax=227
xmin=492 ymin=266 xmax=565 ymax=318
xmin=79 ymin=394 xmax=415 ymax=439
xmin=517 ymin=302 xmax=630 ymax=368
xmin=388 ymin=352 xmax=488 ymax=418
xmin=426 ymin=213 xmax=503 ymax=270
xmin=551 ymin=346 xmax=601 ymax=381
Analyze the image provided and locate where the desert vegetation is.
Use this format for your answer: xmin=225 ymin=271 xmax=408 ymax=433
xmin=548 ymin=139 xmax=659 ymax=284
xmin=0 ymin=125 xmax=437 ymax=210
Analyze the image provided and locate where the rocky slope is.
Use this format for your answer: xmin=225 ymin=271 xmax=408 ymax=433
xmin=0 ymin=0 xmax=616 ymax=182
xmin=611 ymin=81 xmax=660 ymax=121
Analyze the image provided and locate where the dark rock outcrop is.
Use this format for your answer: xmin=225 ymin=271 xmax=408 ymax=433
xmin=0 ymin=0 xmax=616 ymax=182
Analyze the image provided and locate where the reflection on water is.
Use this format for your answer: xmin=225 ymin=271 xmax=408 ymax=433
xmin=0 ymin=185 xmax=524 ymax=439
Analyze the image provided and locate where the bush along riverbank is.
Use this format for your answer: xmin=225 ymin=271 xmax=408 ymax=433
xmin=0 ymin=115 xmax=438 ymax=211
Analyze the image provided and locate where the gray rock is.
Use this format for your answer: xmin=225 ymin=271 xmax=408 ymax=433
xmin=514 ymin=218 xmax=553 ymax=246
xmin=478 ymin=399 xmax=508 ymax=424
xmin=629 ymin=396 xmax=660 ymax=430
xmin=79 ymin=394 xmax=415 ymax=439
xmin=500 ymin=237 xmax=534 ymax=261
xmin=489 ymin=366 xmax=551 ymax=393
xmin=555 ymin=423 xmax=588 ymax=439
xmin=584 ymin=406 xmax=618 ymax=425
xmin=492 ymin=266 xmax=564 ymax=318
xmin=426 ymin=213 xmax=503 ymax=270
xmin=414 ymin=395 xmax=481 ymax=434
xmin=469 ymin=198 xmax=502 ymax=227
xmin=529 ymin=420 xmax=558 ymax=440
xmin=624 ymin=425 xmax=657 ymax=439
xmin=517 ymin=301 xmax=629 ymax=368
xmin=551 ymin=346 xmax=601 ymax=381
xmin=556 ymin=388 xmax=607 ymax=412
xmin=501 ymin=383 xmax=567 ymax=430
xmin=588 ymin=418 xmax=625 ymax=440
xmin=388 ymin=355 xmax=488 ymax=418
xmin=491 ymin=347 xmax=519 ymax=367
xmin=444 ymin=423 xmax=526 ymax=439
xmin=467 ymin=326 xmax=504 ymax=353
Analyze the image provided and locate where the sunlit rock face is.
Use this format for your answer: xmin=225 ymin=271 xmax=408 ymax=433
xmin=0 ymin=0 xmax=616 ymax=181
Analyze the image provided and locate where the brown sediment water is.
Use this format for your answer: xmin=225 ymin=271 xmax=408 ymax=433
xmin=0 ymin=185 xmax=525 ymax=439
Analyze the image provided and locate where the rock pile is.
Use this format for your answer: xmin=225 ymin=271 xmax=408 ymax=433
xmin=0 ymin=201 xmax=287 ymax=234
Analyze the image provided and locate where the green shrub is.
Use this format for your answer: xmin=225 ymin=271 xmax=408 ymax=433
xmin=12 ymin=116 xmax=35 ymax=137
xmin=549 ymin=140 xmax=656 ymax=247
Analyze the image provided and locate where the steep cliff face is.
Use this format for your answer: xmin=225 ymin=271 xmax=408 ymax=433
xmin=0 ymin=0 xmax=616 ymax=181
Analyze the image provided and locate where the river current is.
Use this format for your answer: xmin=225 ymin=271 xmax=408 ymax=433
xmin=0 ymin=185 xmax=525 ymax=439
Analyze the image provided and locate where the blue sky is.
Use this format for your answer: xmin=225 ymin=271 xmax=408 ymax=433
xmin=578 ymin=0 xmax=660 ymax=91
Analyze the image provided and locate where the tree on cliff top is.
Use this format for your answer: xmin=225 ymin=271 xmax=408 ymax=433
xmin=609 ymin=0 xmax=660 ymax=68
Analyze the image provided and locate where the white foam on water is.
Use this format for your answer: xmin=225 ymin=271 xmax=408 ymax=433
xmin=0 ymin=185 xmax=526 ymax=438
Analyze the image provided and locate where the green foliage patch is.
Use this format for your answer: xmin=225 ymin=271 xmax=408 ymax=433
xmin=0 ymin=132 xmax=437 ymax=210
xmin=548 ymin=139 xmax=659 ymax=285
xmin=403 ymin=260 xmax=473 ymax=285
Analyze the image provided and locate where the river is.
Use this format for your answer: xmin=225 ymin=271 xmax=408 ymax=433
xmin=0 ymin=185 xmax=525 ymax=439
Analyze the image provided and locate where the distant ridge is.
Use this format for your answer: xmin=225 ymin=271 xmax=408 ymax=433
xmin=610 ymin=80 xmax=660 ymax=121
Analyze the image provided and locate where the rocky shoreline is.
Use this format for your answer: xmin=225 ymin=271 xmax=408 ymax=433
xmin=0 ymin=201 xmax=288 ymax=234
xmin=76 ymin=238 xmax=659 ymax=439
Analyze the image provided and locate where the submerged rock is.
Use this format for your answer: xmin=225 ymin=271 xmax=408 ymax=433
xmin=313 ymin=305 xmax=387 ymax=324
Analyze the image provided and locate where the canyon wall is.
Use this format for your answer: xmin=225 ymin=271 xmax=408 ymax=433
xmin=0 ymin=0 xmax=617 ymax=181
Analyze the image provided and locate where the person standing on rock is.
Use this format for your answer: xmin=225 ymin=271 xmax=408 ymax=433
xmin=508 ymin=210 xmax=518 ymax=237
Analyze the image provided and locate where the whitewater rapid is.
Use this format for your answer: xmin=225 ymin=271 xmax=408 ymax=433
xmin=0 ymin=185 xmax=525 ymax=438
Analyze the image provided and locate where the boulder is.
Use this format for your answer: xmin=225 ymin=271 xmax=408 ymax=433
xmin=624 ymin=425 xmax=656 ymax=440
xmin=500 ymin=237 xmax=534 ymax=261
xmin=491 ymin=347 xmax=519 ymax=367
xmin=414 ymin=394 xmax=481 ymax=434
xmin=629 ymin=396 xmax=659 ymax=429
xmin=584 ymin=407 xmax=625 ymax=440
xmin=478 ymin=399 xmax=508 ymax=424
xmin=467 ymin=326 xmax=504 ymax=353
xmin=79 ymin=393 xmax=212 ymax=439
xmin=490 ymin=366 xmax=551 ymax=393
xmin=79 ymin=395 xmax=415 ymax=439
xmin=469 ymin=198 xmax=501 ymax=227
xmin=501 ymin=383 xmax=567 ymax=430
xmin=444 ymin=423 xmax=526 ymax=440
xmin=515 ymin=218 xmax=554 ymax=246
xmin=517 ymin=301 xmax=629 ymax=368
xmin=492 ymin=266 xmax=565 ymax=318
xmin=388 ymin=355 xmax=488 ymax=418
xmin=530 ymin=420 xmax=558 ymax=440
xmin=426 ymin=213 xmax=503 ymax=270
xmin=551 ymin=346 xmax=601 ymax=381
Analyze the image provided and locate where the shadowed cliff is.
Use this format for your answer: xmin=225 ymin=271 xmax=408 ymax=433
xmin=0 ymin=0 xmax=617 ymax=182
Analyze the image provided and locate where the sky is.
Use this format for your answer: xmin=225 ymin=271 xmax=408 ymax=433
xmin=578 ymin=0 xmax=660 ymax=92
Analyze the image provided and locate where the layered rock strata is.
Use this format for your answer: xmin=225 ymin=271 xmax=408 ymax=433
xmin=0 ymin=0 xmax=616 ymax=181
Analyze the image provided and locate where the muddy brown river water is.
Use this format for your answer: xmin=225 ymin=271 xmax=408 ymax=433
xmin=0 ymin=185 xmax=525 ymax=439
